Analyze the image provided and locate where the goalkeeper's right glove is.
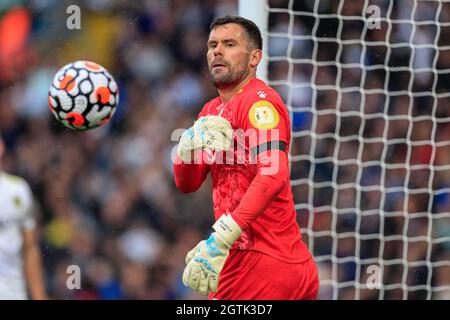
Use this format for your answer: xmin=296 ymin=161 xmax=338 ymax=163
xmin=177 ymin=116 xmax=233 ymax=162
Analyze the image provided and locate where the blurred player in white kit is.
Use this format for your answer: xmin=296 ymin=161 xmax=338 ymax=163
xmin=0 ymin=133 xmax=47 ymax=300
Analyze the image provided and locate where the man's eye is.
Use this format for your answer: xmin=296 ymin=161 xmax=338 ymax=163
xmin=226 ymin=43 xmax=234 ymax=47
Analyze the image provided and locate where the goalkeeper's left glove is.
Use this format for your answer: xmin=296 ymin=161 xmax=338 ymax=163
xmin=182 ymin=213 xmax=242 ymax=296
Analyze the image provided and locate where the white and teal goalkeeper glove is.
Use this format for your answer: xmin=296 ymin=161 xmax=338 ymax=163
xmin=182 ymin=214 xmax=242 ymax=296
xmin=177 ymin=116 xmax=233 ymax=162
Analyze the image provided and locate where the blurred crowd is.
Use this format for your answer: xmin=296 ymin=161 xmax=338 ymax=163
xmin=0 ymin=0 xmax=448 ymax=300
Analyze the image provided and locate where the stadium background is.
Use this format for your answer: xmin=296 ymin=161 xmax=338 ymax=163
xmin=0 ymin=0 xmax=449 ymax=299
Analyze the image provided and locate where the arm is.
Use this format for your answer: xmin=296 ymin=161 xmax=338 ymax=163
xmin=230 ymin=148 xmax=288 ymax=230
xmin=173 ymin=152 xmax=210 ymax=193
xmin=230 ymin=95 xmax=290 ymax=229
xmin=22 ymin=228 xmax=47 ymax=300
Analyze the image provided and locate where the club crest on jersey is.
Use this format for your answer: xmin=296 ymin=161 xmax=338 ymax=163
xmin=248 ymin=100 xmax=280 ymax=130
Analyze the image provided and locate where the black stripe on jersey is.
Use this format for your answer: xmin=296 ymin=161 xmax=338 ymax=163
xmin=251 ymin=140 xmax=287 ymax=157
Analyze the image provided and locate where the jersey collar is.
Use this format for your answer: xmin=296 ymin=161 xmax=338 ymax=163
xmin=219 ymin=77 xmax=263 ymax=104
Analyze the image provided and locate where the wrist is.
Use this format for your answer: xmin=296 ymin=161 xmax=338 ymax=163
xmin=212 ymin=213 xmax=242 ymax=248
xmin=177 ymin=147 xmax=196 ymax=163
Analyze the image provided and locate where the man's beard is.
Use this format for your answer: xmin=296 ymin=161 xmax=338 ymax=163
xmin=209 ymin=61 xmax=250 ymax=89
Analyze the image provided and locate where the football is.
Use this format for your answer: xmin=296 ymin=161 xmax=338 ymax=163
xmin=48 ymin=60 xmax=119 ymax=130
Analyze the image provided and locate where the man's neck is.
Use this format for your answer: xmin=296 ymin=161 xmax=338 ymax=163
xmin=218 ymin=74 xmax=256 ymax=103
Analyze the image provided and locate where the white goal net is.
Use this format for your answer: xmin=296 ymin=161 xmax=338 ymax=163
xmin=261 ymin=0 xmax=450 ymax=299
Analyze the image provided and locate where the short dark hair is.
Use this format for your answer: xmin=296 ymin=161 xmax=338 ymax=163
xmin=210 ymin=15 xmax=262 ymax=50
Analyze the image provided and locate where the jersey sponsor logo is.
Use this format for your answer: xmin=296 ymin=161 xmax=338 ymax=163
xmin=248 ymin=100 xmax=280 ymax=130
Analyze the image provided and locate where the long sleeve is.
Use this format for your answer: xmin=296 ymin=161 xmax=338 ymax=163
xmin=230 ymin=149 xmax=288 ymax=230
xmin=173 ymin=152 xmax=210 ymax=193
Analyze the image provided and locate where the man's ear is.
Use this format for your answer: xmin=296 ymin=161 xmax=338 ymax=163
xmin=249 ymin=49 xmax=263 ymax=68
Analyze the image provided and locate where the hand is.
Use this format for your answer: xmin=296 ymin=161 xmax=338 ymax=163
xmin=182 ymin=214 xmax=242 ymax=296
xmin=177 ymin=116 xmax=233 ymax=162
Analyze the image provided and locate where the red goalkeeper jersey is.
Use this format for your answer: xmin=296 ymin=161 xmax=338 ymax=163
xmin=174 ymin=78 xmax=311 ymax=263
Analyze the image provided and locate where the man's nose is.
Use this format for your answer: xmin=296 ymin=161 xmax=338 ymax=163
xmin=213 ymin=44 xmax=224 ymax=56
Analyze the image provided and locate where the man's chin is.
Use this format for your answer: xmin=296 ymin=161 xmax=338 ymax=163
xmin=211 ymin=76 xmax=233 ymax=88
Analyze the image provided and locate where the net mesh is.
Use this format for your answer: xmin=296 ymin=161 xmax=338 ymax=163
xmin=265 ymin=0 xmax=450 ymax=299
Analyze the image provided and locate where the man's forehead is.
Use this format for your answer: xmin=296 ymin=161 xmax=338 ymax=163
xmin=209 ymin=23 xmax=246 ymax=41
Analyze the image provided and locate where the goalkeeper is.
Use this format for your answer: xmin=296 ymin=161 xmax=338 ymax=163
xmin=174 ymin=16 xmax=319 ymax=300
